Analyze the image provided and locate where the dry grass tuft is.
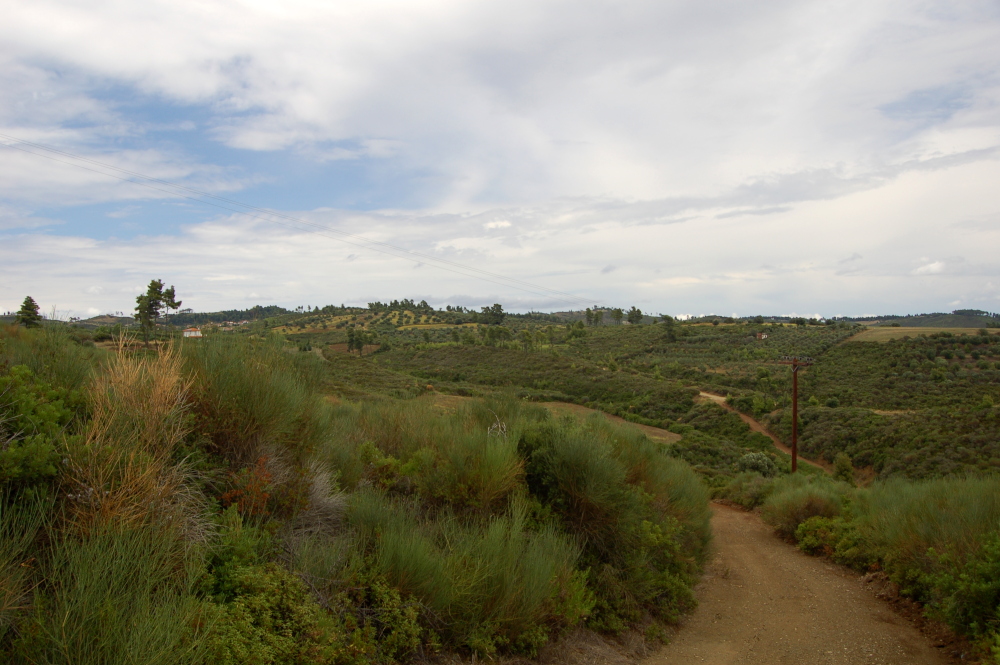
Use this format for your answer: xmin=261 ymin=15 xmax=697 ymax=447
xmin=63 ymin=346 xmax=202 ymax=535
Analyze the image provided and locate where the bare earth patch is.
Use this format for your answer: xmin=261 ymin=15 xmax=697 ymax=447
xmin=645 ymin=504 xmax=964 ymax=665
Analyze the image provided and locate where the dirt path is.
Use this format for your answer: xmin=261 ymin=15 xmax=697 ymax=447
xmin=645 ymin=505 xmax=953 ymax=665
xmin=697 ymin=392 xmax=828 ymax=471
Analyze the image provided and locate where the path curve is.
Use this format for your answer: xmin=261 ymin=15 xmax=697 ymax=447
xmin=698 ymin=392 xmax=828 ymax=471
xmin=645 ymin=504 xmax=954 ymax=665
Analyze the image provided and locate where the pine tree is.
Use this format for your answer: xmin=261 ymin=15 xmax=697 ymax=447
xmin=134 ymin=279 xmax=179 ymax=348
xmin=15 ymin=296 xmax=42 ymax=328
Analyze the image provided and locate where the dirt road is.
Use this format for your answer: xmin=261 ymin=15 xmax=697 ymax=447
xmin=697 ymin=392 xmax=828 ymax=471
xmin=645 ymin=505 xmax=953 ymax=665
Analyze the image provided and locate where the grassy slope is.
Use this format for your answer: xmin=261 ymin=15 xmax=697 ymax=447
xmin=0 ymin=328 xmax=714 ymax=662
xmin=378 ymin=344 xmax=697 ymax=422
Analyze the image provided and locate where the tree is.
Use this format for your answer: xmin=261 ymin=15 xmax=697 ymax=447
xmin=661 ymin=314 xmax=677 ymax=342
xmin=594 ymin=310 xmax=604 ymax=326
xmin=626 ymin=307 xmax=643 ymax=325
xmin=162 ymin=285 xmax=182 ymax=323
xmin=15 ymin=296 xmax=42 ymax=328
xmin=347 ymin=327 xmax=369 ymax=356
xmin=585 ymin=308 xmax=594 ymax=326
xmin=480 ymin=303 xmax=506 ymax=326
xmin=518 ymin=329 xmax=534 ymax=352
xmin=135 ymin=279 xmax=179 ymax=348
xmin=611 ymin=308 xmax=624 ymax=325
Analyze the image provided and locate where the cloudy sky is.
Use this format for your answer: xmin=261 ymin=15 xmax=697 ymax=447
xmin=2 ymin=0 xmax=999 ymax=318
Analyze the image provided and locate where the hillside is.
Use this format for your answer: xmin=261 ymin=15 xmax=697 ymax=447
xmin=6 ymin=308 xmax=1000 ymax=661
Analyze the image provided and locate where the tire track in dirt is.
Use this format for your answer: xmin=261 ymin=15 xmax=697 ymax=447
xmin=644 ymin=504 xmax=954 ymax=665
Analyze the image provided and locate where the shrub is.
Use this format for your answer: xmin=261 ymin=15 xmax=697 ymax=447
xmin=833 ymin=452 xmax=854 ymax=485
xmin=519 ymin=416 xmax=708 ymax=631
xmin=761 ymin=475 xmax=850 ymax=538
xmin=0 ymin=365 xmax=83 ymax=488
xmin=715 ymin=472 xmax=775 ymax=509
xmin=735 ymin=452 xmax=777 ymax=477
xmin=203 ymin=563 xmax=364 ymax=665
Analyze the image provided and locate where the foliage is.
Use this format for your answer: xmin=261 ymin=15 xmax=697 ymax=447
xmin=0 ymin=365 xmax=83 ymax=488
xmin=760 ymin=474 xmax=851 ymax=539
xmin=736 ymin=452 xmax=777 ymax=477
xmin=11 ymin=522 xmax=207 ymax=665
xmin=14 ymin=297 xmax=42 ymax=329
xmin=380 ymin=345 xmax=697 ymax=422
xmin=712 ymin=472 xmax=775 ymax=509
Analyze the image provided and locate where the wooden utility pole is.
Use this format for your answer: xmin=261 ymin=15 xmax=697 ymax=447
xmin=778 ymin=356 xmax=814 ymax=472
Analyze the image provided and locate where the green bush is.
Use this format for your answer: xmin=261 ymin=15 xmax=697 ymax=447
xmin=714 ymin=472 xmax=775 ymax=509
xmin=184 ymin=335 xmax=335 ymax=464
xmin=761 ymin=475 xmax=851 ymax=538
xmin=519 ymin=416 xmax=708 ymax=631
xmin=347 ymin=490 xmax=587 ymax=656
xmin=203 ymin=563 xmax=366 ymax=665
xmin=736 ymin=452 xmax=777 ymax=477
xmin=0 ymin=365 xmax=84 ymax=488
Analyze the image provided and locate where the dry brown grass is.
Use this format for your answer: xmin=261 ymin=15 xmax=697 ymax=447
xmin=62 ymin=344 xmax=201 ymax=535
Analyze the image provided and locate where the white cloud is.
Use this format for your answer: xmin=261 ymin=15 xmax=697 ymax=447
xmin=2 ymin=0 xmax=999 ymax=207
xmin=1 ymin=0 xmax=1000 ymax=315
xmin=913 ymin=261 xmax=945 ymax=275
xmin=1 ymin=153 xmax=999 ymax=318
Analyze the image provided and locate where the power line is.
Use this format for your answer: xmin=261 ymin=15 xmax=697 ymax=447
xmin=0 ymin=132 xmax=597 ymax=308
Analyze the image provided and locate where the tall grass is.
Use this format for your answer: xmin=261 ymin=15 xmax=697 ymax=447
xmin=0 ymin=493 xmax=49 ymax=641
xmin=854 ymin=475 xmax=1000 ymax=567
xmin=15 ymin=522 xmax=207 ymax=665
xmin=0 ymin=325 xmax=100 ymax=391
xmin=347 ymin=490 xmax=584 ymax=655
xmin=183 ymin=335 xmax=334 ymax=464
xmin=64 ymin=346 xmax=199 ymax=534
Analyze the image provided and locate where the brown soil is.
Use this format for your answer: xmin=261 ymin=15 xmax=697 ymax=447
xmin=645 ymin=504 xmax=963 ymax=665
xmin=696 ymin=392 xmax=829 ymax=471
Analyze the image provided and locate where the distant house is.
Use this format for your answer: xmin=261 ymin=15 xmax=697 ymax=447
xmin=183 ymin=328 xmax=202 ymax=338
xmin=756 ymin=332 xmax=768 ymax=340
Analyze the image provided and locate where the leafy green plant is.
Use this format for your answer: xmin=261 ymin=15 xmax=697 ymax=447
xmin=761 ymin=475 xmax=851 ymax=538
xmin=0 ymin=365 xmax=83 ymax=488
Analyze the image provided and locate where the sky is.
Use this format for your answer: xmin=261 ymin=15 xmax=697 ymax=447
xmin=2 ymin=0 xmax=1000 ymax=319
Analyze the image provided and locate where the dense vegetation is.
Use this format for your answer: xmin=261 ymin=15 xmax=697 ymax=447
xmin=0 ymin=325 xmax=713 ymax=663
xmin=10 ymin=295 xmax=1000 ymax=661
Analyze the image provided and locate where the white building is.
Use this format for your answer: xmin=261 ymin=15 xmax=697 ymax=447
xmin=182 ymin=328 xmax=202 ymax=338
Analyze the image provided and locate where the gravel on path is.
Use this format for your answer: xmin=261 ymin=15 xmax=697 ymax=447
xmin=645 ymin=504 xmax=954 ymax=665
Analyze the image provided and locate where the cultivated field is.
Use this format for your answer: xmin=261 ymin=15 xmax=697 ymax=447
xmin=849 ymin=326 xmax=1000 ymax=342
